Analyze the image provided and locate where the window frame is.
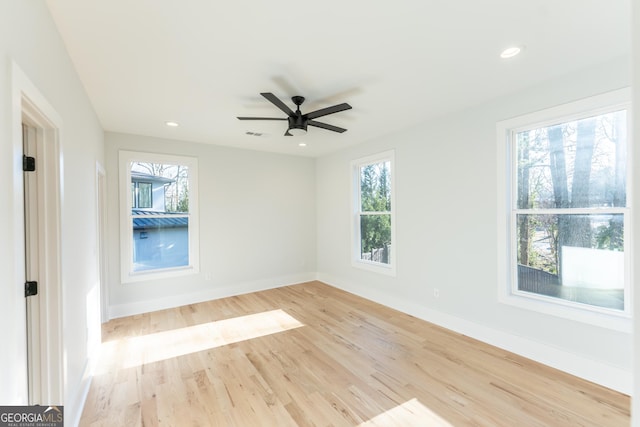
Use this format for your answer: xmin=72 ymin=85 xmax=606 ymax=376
xmin=351 ymin=150 xmax=397 ymax=276
xmin=497 ymin=89 xmax=632 ymax=332
xmin=119 ymin=150 xmax=200 ymax=283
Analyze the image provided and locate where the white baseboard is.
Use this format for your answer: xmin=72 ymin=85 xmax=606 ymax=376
xmin=66 ymin=361 xmax=93 ymax=427
xmin=317 ymin=273 xmax=631 ymax=395
xmin=108 ymin=272 xmax=317 ymax=319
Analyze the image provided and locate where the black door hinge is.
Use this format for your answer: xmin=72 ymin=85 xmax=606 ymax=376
xmin=25 ymin=281 xmax=38 ymax=297
xmin=23 ymin=155 xmax=36 ymax=172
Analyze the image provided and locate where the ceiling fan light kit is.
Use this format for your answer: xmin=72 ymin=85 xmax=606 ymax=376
xmin=288 ymin=127 xmax=307 ymax=136
xmin=238 ymin=92 xmax=351 ymax=136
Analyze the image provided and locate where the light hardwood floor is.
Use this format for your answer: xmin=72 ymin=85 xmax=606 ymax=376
xmin=79 ymin=281 xmax=630 ymax=426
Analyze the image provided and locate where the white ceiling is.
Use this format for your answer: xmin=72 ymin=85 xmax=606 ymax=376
xmin=45 ymin=0 xmax=629 ymax=157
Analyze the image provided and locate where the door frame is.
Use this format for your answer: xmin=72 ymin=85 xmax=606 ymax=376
xmin=96 ymin=163 xmax=109 ymax=323
xmin=12 ymin=61 xmax=64 ymax=405
xmin=23 ymin=122 xmax=43 ymax=404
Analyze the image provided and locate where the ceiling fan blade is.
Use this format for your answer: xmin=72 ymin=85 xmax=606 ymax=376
xmin=308 ymin=120 xmax=347 ymax=133
xmin=237 ymin=117 xmax=287 ymax=120
xmin=284 ymin=130 xmax=292 ymax=136
xmin=261 ymin=92 xmax=295 ymax=116
xmin=305 ymin=103 xmax=352 ymax=120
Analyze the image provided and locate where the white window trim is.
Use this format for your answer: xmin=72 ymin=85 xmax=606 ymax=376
xmin=119 ymin=150 xmax=200 ymax=283
xmin=351 ymin=150 xmax=397 ymax=276
xmin=497 ymin=88 xmax=632 ymax=333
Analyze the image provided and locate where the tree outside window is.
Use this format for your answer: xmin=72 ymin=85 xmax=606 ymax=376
xmin=359 ymin=161 xmax=392 ymax=264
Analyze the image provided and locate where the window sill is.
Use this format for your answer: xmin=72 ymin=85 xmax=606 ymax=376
xmin=122 ymin=265 xmax=199 ymax=284
xmin=352 ymin=259 xmax=397 ymax=277
xmin=498 ymin=290 xmax=632 ymax=333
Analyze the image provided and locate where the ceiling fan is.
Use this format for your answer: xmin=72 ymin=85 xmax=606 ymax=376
xmin=237 ymin=92 xmax=352 ymax=136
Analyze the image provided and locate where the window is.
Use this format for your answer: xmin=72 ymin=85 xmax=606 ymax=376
xmin=497 ymin=89 xmax=631 ymax=330
xmin=351 ymin=150 xmax=396 ymax=275
xmin=119 ymin=151 xmax=199 ymax=283
xmin=132 ymin=181 xmax=152 ymax=208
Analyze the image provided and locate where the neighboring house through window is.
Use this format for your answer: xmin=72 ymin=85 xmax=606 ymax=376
xmin=119 ymin=151 xmax=199 ymax=283
xmin=497 ymin=89 xmax=631 ymax=330
xmin=131 ymin=177 xmax=154 ymax=209
xmin=351 ymin=150 xmax=396 ymax=276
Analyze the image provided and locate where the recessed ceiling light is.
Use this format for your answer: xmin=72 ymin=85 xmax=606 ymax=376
xmin=298 ymin=142 xmax=307 ymax=147
xmin=165 ymin=121 xmax=179 ymax=127
xmin=500 ymin=46 xmax=521 ymax=59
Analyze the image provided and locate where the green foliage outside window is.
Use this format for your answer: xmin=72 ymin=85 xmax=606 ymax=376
xmin=359 ymin=161 xmax=392 ymax=261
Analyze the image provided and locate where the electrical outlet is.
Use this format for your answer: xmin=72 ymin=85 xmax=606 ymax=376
xmin=433 ymin=288 xmax=440 ymax=298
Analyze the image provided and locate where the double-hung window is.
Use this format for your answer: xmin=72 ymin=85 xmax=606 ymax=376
xmin=119 ymin=151 xmax=199 ymax=283
xmin=497 ymin=89 xmax=631 ymax=330
xmin=351 ymin=150 xmax=396 ymax=275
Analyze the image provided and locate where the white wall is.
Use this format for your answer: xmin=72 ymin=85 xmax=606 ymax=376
xmin=105 ymin=132 xmax=317 ymax=317
xmin=317 ymin=57 xmax=632 ymax=394
xmin=0 ymin=1 xmax=104 ymax=424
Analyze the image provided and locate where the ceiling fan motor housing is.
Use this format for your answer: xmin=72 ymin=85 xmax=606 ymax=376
xmin=288 ymin=114 xmax=307 ymax=132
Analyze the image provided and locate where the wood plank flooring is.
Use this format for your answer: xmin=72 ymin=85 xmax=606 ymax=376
xmin=79 ymin=281 xmax=630 ymax=426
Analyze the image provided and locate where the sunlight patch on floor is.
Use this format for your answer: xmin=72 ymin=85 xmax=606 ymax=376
xmin=358 ymin=398 xmax=453 ymax=427
xmin=96 ymin=309 xmax=304 ymax=371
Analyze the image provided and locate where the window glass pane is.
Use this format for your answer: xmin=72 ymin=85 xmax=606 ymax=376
xmin=130 ymin=162 xmax=190 ymax=213
xmin=516 ymin=213 xmax=624 ymax=310
xmin=132 ymin=216 xmax=189 ymax=272
xmin=360 ymin=161 xmax=391 ymax=212
xmin=360 ymin=214 xmax=391 ymax=264
xmin=516 ymin=110 xmax=627 ymax=209
xmin=138 ymin=182 xmax=152 ymax=208
xmin=130 ymin=160 xmax=191 ymax=273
